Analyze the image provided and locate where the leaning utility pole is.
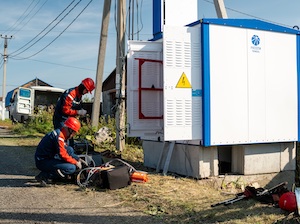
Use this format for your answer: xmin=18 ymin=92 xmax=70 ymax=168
xmin=213 ymin=0 xmax=228 ymax=18
xmin=115 ymin=0 xmax=126 ymax=151
xmin=1 ymin=35 xmax=13 ymax=121
xmin=91 ymin=0 xmax=111 ymax=127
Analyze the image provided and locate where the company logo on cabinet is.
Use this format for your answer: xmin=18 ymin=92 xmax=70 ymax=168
xmin=250 ymin=35 xmax=261 ymax=53
xmin=192 ymin=89 xmax=202 ymax=97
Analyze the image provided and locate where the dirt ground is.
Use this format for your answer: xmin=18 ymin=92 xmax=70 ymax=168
xmin=0 ymin=128 xmax=163 ymax=224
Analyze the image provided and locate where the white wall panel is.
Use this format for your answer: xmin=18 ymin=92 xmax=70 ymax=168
xmin=264 ymin=32 xmax=298 ymax=141
xmin=163 ymin=26 xmax=202 ymax=141
xmin=247 ymin=30 xmax=266 ymax=142
xmin=209 ymin=25 xmax=249 ymax=144
xmin=207 ymin=24 xmax=298 ymax=146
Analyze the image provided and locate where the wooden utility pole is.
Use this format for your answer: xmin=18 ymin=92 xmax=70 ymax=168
xmin=116 ymin=0 xmax=126 ymax=151
xmin=1 ymin=35 xmax=13 ymax=121
xmin=213 ymin=0 xmax=228 ymax=18
xmin=91 ymin=0 xmax=111 ymax=127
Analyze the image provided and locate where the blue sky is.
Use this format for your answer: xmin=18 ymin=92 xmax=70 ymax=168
xmin=0 ymin=0 xmax=300 ymax=99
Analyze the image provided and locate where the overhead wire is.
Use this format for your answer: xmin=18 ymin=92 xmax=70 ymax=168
xmin=125 ymin=0 xmax=144 ymax=40
xmin=25 ymin=58 xmax=96 ymax=71
xmin=1 ymin=0 xmax=41 ymax=54
xmin=135 ymin=0 xmax=139 ymax=40
xmin=1 ymin=0 xmax=48 ymax=57
xmin=2 ymin=0 xmax=36 ymax=34
xmin=0 ymin=0 xmax=96 ymax=77
xmin=11 ymin=0 xmax=49 ymax=36
xmin=17 ymin=0 xmax=93 ymax=60
xmin=126 ymin=0 xmax=132 ymax=40
xmin=225 ymin=5 xmax=294 ymax=28
xmin=10 ymin=0 xmax=81 ymax=58
xmin=133 ymin=0 xmax=145 ymax=40
xmin=201 ymin=0 xmax=295 ymax=29
xmin=19 ymin=0 xmax=94 ymax=60
xmin=10 ymin=0 xmax=76 ymax=56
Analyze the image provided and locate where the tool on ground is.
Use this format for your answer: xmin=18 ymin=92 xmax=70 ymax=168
xmin=211 ymin=181 xmax=288 ymax=207
xmin=211 ymin=187 xmax=254 ymax=207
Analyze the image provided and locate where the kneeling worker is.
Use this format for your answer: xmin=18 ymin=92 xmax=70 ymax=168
xmin=35 ymin=117 xmax=84 ymax=186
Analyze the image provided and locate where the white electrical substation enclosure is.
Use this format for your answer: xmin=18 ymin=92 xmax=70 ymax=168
xmin=127 ymin=19 xmax=300 ymax=148
xmin=126 ymin=14 xmax=300 ymax=178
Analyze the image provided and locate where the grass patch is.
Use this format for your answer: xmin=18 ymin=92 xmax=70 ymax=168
xmin=109 ymin=174 xmax=292 ymax=223
xmin=0 ymin=119 xmax=14 ymax=128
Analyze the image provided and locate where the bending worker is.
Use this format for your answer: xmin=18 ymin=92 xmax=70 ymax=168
xmin=53 ymin=77 xmax=95 ymax=129
xmin=35 ymin=117 xmax=85 ymax=186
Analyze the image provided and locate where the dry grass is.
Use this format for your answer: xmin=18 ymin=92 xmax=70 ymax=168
xmin=110 ymin=173 xmax=297 ymax=223
xmin=0 ymin=119 xmax=13 ymax=128
xmin=103 ymin=145 xmax=299 ymax=223
xmin=0 ymin=136 xmax=41 ymax=146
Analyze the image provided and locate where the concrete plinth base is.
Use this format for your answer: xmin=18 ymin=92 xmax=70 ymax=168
xmin=232 ymin=142 xmax=296 ymax=175
xmin=143 ymin=141 xmax=296 ymax=178
xmin=143 ymin=140 xmax=218 ymax=178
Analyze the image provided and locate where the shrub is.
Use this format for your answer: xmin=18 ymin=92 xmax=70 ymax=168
xmin=12 ymin=111 xmax=53 ymax=136
xmin=12 ymin=112 xmax=140 ymax=150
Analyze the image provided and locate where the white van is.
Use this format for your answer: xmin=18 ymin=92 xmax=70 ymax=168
xmin=9 ymin=86 xmax=65 ymax=123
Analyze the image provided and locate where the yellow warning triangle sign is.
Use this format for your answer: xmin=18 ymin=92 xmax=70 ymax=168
xmin=176 ymin=72 xmax=192 ymax=88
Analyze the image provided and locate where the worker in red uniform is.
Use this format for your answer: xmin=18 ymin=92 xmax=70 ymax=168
xmin=53 ymin=78 xmax=95 ymax=130
xmin=35 ymin=117 xmax=85 ymax=186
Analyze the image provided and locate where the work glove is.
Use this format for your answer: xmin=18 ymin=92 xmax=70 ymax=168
xmin=79 ymin=158 xmax=89 ymax=167
xmin=76 ymin=160 xmax=82 ymax=170
xmin=77 ymin=109 xmax=87 ymax=116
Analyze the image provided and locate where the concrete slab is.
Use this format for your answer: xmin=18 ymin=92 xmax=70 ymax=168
xmin=199 ymin=170 xmax=295 ymax=193
xmin=143 ymin=140 xmax=218 ymax=178
xmin=232 ymin=142 xmax=296 ymax=174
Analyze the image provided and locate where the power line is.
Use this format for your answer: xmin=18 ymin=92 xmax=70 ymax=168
xmin=3 ymin=0 xmax=36 ymax=34
xmin=225 ymin=5 xmax=293 ymax=28
xmin=12 ymin=0 xmax=93 ymax=60
xmin=11 ymin=0 xmax=49 ymax=36
xmin=10 ymin=0 xmax=79 ymax=57
xmin=0 ymin=29 xmax=100 ymax=35
xmin=201 ymin=0 xmax=295 ymax=28
xmin=126 ymin=0 xmax=145 ymax=41
xmin=10 ymin=57 xmax=96 ymax=71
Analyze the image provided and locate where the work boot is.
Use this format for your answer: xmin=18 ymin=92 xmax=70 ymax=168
xmin=54 ymin=169 xmax=75 ymax=184
xmin=56 ymin=169 xmax=65 ymax=178
xmin=35 ymin=172 xmax=51 ymax=187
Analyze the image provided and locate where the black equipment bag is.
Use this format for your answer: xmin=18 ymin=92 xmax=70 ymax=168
xmin=101 ymin=165 xmax=131 ymax=190
xmin=77 ymin=158 xmax=135 ymax=190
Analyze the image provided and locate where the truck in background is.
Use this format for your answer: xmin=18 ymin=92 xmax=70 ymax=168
xmin=9 ymin=86 xmax=65 ymax=123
